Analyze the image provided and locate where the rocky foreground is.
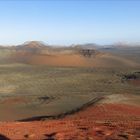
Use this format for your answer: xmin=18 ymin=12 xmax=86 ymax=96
xmin=0 ymin=94 xmax=139 ymax=140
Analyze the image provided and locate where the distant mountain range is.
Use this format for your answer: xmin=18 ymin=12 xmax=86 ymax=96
xmin=0 ymin=41 xmax=140 ymax=50
xmin=0 ymin=41 xmax=139 ymax=67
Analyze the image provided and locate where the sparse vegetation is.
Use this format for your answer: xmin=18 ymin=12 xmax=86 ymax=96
xmin=0 ymin=45 xmax=139 ymax=121
xmin=122 ymin=71 xmax=140 ymax=80
xmin=0 ymin=62 xmax=139 ymax=121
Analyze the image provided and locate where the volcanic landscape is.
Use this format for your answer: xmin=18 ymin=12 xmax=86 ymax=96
xmin=0 ymin=41 xmax=139 ymax=140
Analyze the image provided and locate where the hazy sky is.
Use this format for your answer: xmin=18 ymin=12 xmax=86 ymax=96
xmin=0 ymin=0 xmax=140 ymax=45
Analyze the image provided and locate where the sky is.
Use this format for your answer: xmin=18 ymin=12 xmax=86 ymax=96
xmin=0 ymin=0 xmax=140 ymax=45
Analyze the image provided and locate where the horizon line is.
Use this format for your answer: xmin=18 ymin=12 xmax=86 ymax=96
xmin=0 ymin=40 xmax=140 ymax=47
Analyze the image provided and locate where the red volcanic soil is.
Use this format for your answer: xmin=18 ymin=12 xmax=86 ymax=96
xmin=129 ymin=79 xmax=140 ymax=86
xmin=0 ymin=103 xmax=139 ymax=140
xmin=11 ymin=51 xmax=140 ymax=68
xmin=11 ymin=52 xmax=90 ymax=67
xmin=29 ymin=54 xmax=89 ymax=67
xmin=0 ymin=97 xmax=28 ymax=104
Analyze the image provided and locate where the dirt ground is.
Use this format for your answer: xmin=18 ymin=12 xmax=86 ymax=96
xmin=0 ymin=40 xmax=140 ymax=140
xmin=0 ymin=94 xmax=139 ymax=140
xmin=11 ymin=51 xmax=140 ymax=68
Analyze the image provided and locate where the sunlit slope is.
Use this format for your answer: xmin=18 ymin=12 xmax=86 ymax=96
xmin=0 ymin=42 xmax=139 ymax=68
xmin=11 ymin=51 xmax=140 ymax=68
